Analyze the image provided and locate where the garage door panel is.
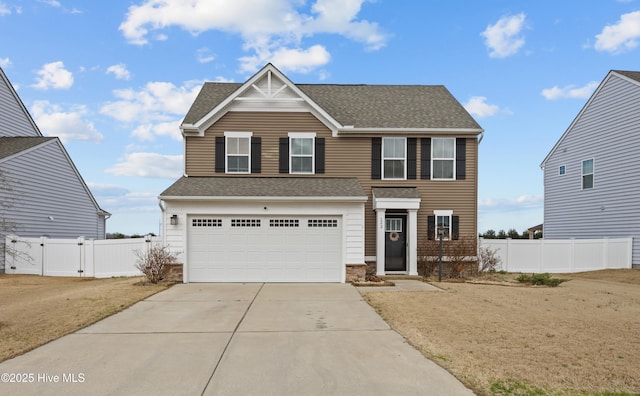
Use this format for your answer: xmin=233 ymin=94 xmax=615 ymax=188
xmin=187 ymin=216 xmax=341 ymax=282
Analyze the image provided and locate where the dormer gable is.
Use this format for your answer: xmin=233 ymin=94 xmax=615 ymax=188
xmin=181 ymin=63 xmax=342 ymax=137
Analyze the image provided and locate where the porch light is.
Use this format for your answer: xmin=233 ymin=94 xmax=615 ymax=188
xmin=170 ymin=214 xmax=178 ymax=225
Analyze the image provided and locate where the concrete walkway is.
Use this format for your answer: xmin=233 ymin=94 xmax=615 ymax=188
xmin=357 ymin=279 xmax=444 ymax=292
xmin=0 ymin=283 xmax=472 ymax=395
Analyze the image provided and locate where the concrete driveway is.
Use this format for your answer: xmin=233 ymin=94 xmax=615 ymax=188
xmin=0 ymin=283 xmax=472 ymax=395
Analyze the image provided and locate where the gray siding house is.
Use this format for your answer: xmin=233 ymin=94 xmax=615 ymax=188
xmin=541 ymin=70 xmax=640 ymax=267
xmin=0 ymin=67 xmax=109 ymax=271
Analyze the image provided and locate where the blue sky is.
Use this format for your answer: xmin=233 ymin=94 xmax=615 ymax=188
xmin=1 ymin=0 xmax=639 ymax=235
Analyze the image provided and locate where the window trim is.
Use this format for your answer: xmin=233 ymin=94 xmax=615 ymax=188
xmin=382 ymin=137 xmax=407 ymax=180
xmin=288 ymin=132 xmax=316 ymax=174
xmin=559 ymin=165 xmax=566 ymax=176
xmin=434 ymin=210 xmax=453 ymax=240
xmin=581 ymin=159 xmax=594 ymax=190
xmin=431 ymin=138 xmax=456 ymax=180
xmin=385 ymin=218 xmax=403 ymax=232
xmin=224 ymin=131 xmax=252 ymax=174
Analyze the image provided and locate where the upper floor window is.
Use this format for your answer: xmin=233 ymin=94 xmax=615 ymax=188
xmin=582 ymin=159 xmax=594 ymax=189
xmin=432 ymin=138 xmax=455 ymax=180
xmin=225 ymin=132 xmax=252 ymax=173
xmin=383 ymin=137 xmax=406 ymax=179
xmin=559 ymin=165 xmax=566 ymax=176
xmin=289 ymin=132 xmax=315 ymax=174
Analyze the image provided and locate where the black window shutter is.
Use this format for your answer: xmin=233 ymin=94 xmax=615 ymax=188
xmin=427 ymin=215 xmax=435 ymax=240
xmin=456 ymin=138 xmax=466 ymax=180
xmin=315 ymin=138 xmax=325 ymax=174
xmin=407 ymin=138 xmax=417 ymax=179
xmin=215 ymin=136 xmax=225 ymax=173
xmin=452 ymin=215 xmax=460 ymax=240
xmin=279 ymin=137 xmax=289 ymax=174
xmin=372 ymin=137 xmax=382 ymax=179
xmin=421 ymin=138 xmax=431 ymax=180
xmin=251 ymin=137 xmax=261 ymax=173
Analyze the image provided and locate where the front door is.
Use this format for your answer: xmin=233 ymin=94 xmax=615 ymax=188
xmin=385 ymin=215 xmax=407 ymax=271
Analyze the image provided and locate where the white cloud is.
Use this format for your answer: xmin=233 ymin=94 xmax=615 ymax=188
xmin=0 ymin=2 xmax=10 ymax=16
xmin=39 ymin=0 xmax=61 ymax=7
xmin=101 ymin=80 xmax=201 ymax=125
xmin=88 ymin=183 xmax=159 ymax=214
xmin=106 ymin=152 xmax=183 ymax=179
xmin=479 ymin=194 xmax=543 ymax=212
xmin=100 ymin=80 xmax=200 ymax=142
xmin=541 ymin=81 xmax=599 ymax=100
xmin=30 ymin=100 xmax=104 ymax=142
xmin=196 ymin=47 xmax=215 ymax=63
xmin=87 ymin=183 xmax=130 ymax=197
xmin=131 ymin=120 xmax=182 ymax=141
xmin=106 ymin=63 xmax=131 ymax=80
xmin=0 ymin=57 xmax=10 ymax=67
xmin=594 ymin=10 xmax=640 ymax=53
xmin=119 ymin=0 xmax=387 ymax=73
xmin=32 ymin=61 xmax=74 ymax=90
xmin=463 ymin=96 xmax=502 ymax=118
xmin=240 ymin=44 xmax=331 ymax=74
xmin=481 ymin=13 xmax=526 ymax=58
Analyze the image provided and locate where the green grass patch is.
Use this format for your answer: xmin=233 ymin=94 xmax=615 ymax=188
xmin=490 ymin=379 xmax=547 ymax=395
xmin=516 ymin=273 xmax=569 ymax=287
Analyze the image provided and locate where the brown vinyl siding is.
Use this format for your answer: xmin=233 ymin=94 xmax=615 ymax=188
xmin=186 ymin=111 xmax=478 ymax=257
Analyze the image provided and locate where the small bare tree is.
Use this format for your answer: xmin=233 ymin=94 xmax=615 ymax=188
xmin=0 ymin=169 xmax=25 ymax=268
xmin=478 ymin=243 xmax=501 ymax=273
xmin=417 ymin=235 xmax=477 ymax=279
xmin=135 ymin=245 xmax=178 ymax=284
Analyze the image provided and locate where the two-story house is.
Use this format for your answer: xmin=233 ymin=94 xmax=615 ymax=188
xmin=159 ymin=63 xmax=483 ymax=283
xmin=0 ymin=67 xmax=109 ymax=272
xmin=541 ymin=70 xmax=640 ymax=268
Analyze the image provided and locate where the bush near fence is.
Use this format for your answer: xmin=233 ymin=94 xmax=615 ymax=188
xmin=4 ymin=235 xmax=163 ymax=278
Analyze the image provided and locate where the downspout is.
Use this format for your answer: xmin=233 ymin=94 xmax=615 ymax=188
xmin=158 ymin=198 xmax=166 ymax=240
xmin=477 ymin=130 xmax=485 ymax=144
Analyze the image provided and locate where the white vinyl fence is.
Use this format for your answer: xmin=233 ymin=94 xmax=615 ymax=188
xmin=4 ymin=235 xmax=162 ymax=278
xmin=480 ymin=237 xmax=633 ymax=273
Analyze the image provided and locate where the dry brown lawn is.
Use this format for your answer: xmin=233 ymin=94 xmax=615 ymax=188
xmin=0 ymin=275 xmax=169 ymax=363
xmin=363 ymin=269 xmax=640 ymax=396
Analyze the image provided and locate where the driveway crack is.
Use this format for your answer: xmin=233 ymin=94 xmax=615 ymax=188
xmin=201 ymin=283 xmax=264 ymax=396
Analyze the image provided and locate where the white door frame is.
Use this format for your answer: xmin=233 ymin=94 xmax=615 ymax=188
xmin=373 ymin=197 xmax=420 ymax=276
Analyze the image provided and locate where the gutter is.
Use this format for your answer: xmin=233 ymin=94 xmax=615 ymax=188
xmin=158 ymin=195 xmax=369 ymax=203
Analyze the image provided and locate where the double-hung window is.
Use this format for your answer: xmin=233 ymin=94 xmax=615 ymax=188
xmin=290 ymin=132 xmax=315 ymax=174
xmin=225 ymin=132 xmax=251 ymax=173
xmin=434 ymin=210 xmax=453 ymax=240
xmin=582 ymin=159 xmax=594 ymax=189
xmin=432 ymin=138 xmax=455 ymax=180
xmin=383 ymin=137 xmax=406 ymax=179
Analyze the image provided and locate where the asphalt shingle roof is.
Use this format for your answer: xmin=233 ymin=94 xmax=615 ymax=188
xmin=372 ymin=187 xmax=421 ymax=199
xmin=614 ymin=70 xmax=640 ymax=83
xmin=182 ymin=82 xmax=481 ymax=130
xmin=0 ymin=137 xmax=54 ymax=160
xmin=160 ymin=177 xmax=367 ymax=199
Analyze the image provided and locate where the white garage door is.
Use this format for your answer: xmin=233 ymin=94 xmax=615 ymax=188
xmin=187 ymin=215 xmax=342 ymax=282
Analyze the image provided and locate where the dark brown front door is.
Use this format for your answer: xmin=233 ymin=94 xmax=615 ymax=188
xmin=385 ymin=215 xmax=407 ymax=271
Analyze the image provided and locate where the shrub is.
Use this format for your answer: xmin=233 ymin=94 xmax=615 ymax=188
xmin=478 ymin=244 xmax=501 ymax=273
xmin=516 ymin=273 xmax=568 ymax=287
xmin=135 ymin=245 xmax=178 ymax=284
xmin=417 ymin=235 xmax=477 ymax=278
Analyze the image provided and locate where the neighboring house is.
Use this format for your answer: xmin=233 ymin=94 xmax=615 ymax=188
xmin=0 ymin=67 xmax=109 ymax=271
xmin=541 ymin=70 xmax=640 ymax=268
xmin=159 ymin=63 xmax=483 ymax=283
